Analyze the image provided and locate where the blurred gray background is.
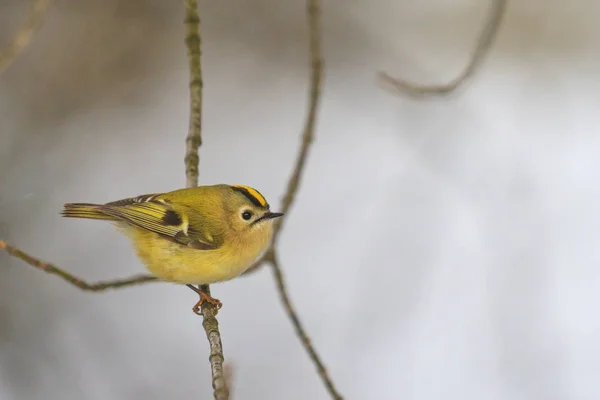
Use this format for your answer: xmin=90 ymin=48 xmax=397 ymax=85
xmin=1 ymin=0 xmax=599 ymax=399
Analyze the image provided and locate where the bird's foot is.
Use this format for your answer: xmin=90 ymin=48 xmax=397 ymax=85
xmin=186 ymin=284 xmax=223 ymax=315
xmin=192 ymin=293 xmax=222 ymax=315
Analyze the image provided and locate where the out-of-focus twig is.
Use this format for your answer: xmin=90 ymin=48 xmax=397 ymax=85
xmin=0 ymin=240 xmax=158 ymax=289
xmin=0 ymin=0 xmax=54 ymax=76
xmin=379 ymin=0 xmax=507 ymax=97
xmin=183 ymin=1 xmax=228 ymax=400
xmin=245 ymin=1 xmax=343 ymax=399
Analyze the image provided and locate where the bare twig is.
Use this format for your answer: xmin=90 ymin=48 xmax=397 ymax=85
xmin=200 ymin=283 xmax=228 ymax=400
xmin=0 ymin=0 xmax=54 ymax=76
xmin=0 ymin=240 xmax=158 ymax=290
xmin=379 ymin=0 xmax=507 ymax=97
xmin=244 ymin=0 xmax=324 ymax=269
xmin=184 ymin=0 xmax=203 ymax=188
xmin=268 ymin=252 xmax=343 ymax=400
xmin=247 ymin=1 xmax=343 ymax=399
xmin=183 ymin=1 xmax=228 ymax=399
xmin=271 ymin=0 xmax=323 ymax=245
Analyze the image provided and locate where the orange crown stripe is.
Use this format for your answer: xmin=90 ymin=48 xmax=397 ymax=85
xmin=231 ymin=185 xmax=268 ymax=207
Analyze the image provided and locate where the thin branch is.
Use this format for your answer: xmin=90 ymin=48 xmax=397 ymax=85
xmin=249 ymin=0 xmax=343 ymax=398
xmin=184 ymin=0 xmax=203 ymax=188
xmin=245 ymin=0 xmax=324 ymax=268
xmin=0 ymin=240 xmax=158 ymax=290
xmin=199 ymin=284 xmax=228 ymax=400
xmin=379 ymin=0 xmax=507 ymax=97
xmin=245 ymin=0 xmax=325 ymax=275
xmin=0 ymin=0 xmax=54 ymax=76
xmin=268 ymin=252 xmax=343 ymax=400
xmin=271 ymin=0 xmax=323 ymax=245
xmin=183 ymin=1 xmax=229 ymax=400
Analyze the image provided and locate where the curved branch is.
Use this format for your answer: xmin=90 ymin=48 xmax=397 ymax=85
xmin=249 ymin=0 xmax=344 ymax=398
xmin=0 ymin=0 xmax=54 ymax=76
xmin=380 ymin=0 xmax=507 ymax=97
xmin=271 ymin=0 xmax=323 ymax=244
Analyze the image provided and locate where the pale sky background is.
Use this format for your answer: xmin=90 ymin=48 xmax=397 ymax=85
xmin=1 ymin=0 xmax=599 ymax=399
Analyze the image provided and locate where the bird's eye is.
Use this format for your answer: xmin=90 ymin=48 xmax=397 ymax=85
xmin=242 ymin=210 xmax=253 ymax=220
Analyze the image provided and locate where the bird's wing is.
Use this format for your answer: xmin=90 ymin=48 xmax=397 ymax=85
xmin=100 ymin=194 xmax=219 ymax=250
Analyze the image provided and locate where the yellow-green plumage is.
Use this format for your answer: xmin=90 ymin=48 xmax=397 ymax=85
xmin=62 ymin=184 xmax=282 ymax=285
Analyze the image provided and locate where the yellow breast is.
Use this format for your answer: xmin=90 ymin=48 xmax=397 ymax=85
xmin=121 ymin=224 xmax=273 ymax=285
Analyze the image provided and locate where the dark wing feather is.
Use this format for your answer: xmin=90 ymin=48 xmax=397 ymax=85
xmin=100 ymin=195 xmax=218 ymax=250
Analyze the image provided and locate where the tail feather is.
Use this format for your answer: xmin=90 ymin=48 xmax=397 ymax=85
xmin=61 ymin=203 xmax=119 ymax=221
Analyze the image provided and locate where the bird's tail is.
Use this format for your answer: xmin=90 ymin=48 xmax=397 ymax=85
xmin=61 ymin=203 xmax=119 ymax=221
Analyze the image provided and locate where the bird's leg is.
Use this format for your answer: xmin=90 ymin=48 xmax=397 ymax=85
xmin=186 ymin=284 xmax=223 ymax=315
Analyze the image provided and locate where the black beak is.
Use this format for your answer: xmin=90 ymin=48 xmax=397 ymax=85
xmin=253 ymin=211 xmax=284 ymax=225
xmin=263 ymin=211 xmax=284 ymax=220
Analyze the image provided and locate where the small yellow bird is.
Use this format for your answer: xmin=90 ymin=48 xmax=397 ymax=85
xmin=61 ymin=184 xmax=283 ymax=313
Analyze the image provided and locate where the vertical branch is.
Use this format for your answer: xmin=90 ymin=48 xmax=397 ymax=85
xmin=183 ymin=1 xmax=228 ymax=400
xmin=199 ymin=283 xmax=228 ymax=400
xmin=184 ymin=0 xmax=203 ymax=188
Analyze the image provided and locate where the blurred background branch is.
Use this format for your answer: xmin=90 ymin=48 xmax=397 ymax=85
xmin=379 ymin=0 xmax=507 ymax=96
xmin=0 ymin=0 xmax=53 ymax=76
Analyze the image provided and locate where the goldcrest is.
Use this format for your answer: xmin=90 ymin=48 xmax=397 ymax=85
xmin=62 ymin=184 xmax=283 ymax=311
